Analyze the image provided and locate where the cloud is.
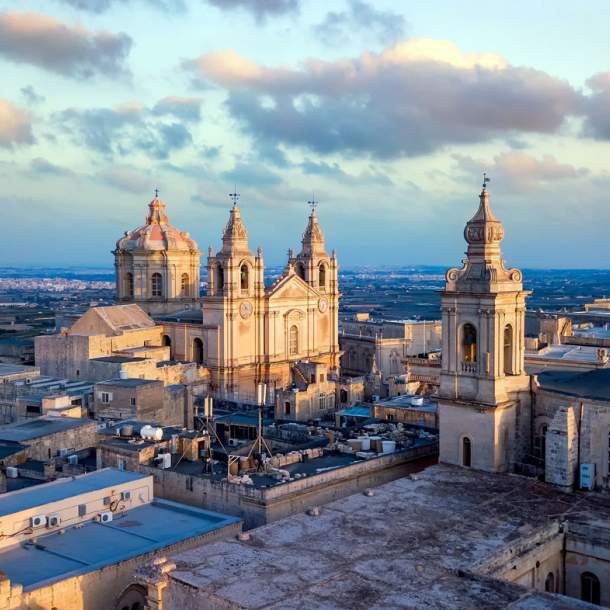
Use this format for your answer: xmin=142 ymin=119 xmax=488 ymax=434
xmin=185 ymin=38 xmax=582 ymax=158
xmin=221 ymin=162 xmax=282 ymax=186
xmin=57 ymin=99 xmax=196 ymax=159
xmin=454 ymin=151 xmax=589 ymax=193
xmin=0 ymin=12 xmax=132 ymax=79
xmin=152 ymin=96 xmax=202 ymax=122
xmin=21 ymin=85 xmax=45 ymax=105
xmin=99 ymin=164 xmax=150 ymax=193
xmin=30 ymin=157 xmax=73 ymax=176
xmin=0 ymin=99 xmax=34 ymax=148
xmin=206 ymin=0 xmax=300 ymax=22
xmin=583 ymin=72 xmax=610 ymax=140
xmin=314 ymin=0 xmax=406 ymax=46
xmin=55 ymin=0 xmax=185 ymax=13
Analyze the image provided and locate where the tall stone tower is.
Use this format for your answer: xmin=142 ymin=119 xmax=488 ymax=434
xmin=114 ymin=193 xmax=201 ymax=315
xmin=205 ymin=200 xmax=264 ymax=395
xmin=438 ymin=179 xmax=531 ymax=472
xmin=291 ymin=204 xmax=341 ymax=371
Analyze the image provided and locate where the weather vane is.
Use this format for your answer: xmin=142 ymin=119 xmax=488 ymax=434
xmin=154 ymin=187 xmax=159 ymax=198
xmin=307 ymin=193 xmax=318 ymax=213
xmin=228 ymin=184 xmax=240 ymax=207
xmin=482 ymin=172 xmax=490 ymax=190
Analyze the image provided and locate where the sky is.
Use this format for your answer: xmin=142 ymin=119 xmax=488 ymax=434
xmin=1 ymin=0 xmax=610 ymax=269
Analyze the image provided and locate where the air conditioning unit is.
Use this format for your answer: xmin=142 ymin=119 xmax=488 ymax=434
xmin=31 ymin=515 xmax=47 ymax=528
xmin=47 ymin=514 xmax=61 ymax=527
xmin=68 ymin=454 xmax=78 ymax=465
xmin=6 ymin=466 xmax=18 ymax=478
xmin=228 ymin=438 xmax=239 ymax=447
xmin=97 ymin=511 xmax=113 ymax=523
xmin=121 ymin=490 xmax=131 ymax=501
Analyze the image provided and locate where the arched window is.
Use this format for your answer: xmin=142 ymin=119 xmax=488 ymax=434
xmin=181 ymin=273 xmax=189 ymax=297
xmin=289 ymin=325 xmax=298 ymax=356
xmin=462 ymin=437 xmax=472 ymax=467
xmin=125 ymin=272 xmax=134 ymax=298
xmin=319 ymin=263 xmax=326 ymax=287
xmin=504 ymin=324 xmax=513 ymax=375
xmin=462 ymin=324 xmax=477 ymax=362
xmin=193 ymin=338 xmax=204 ymax=365
xmin=216 ymin=265 xmax=224 ymax=292
xmin=296 ymin=262 xmax=305 ymax=280
xmin=534 ymin=423 xmax=548 ymax=464
xmin=545 ymin=572 xmax=555 ymax=593
xmin=240 ymin=264 xmax=249 ymax=290
xmin=151 ymin=273 xmax=163 ymax=297
xmin=581 ymin=572 xmax=600 ymax=605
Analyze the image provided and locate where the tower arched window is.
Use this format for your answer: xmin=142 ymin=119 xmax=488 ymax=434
xmin=504 ymin=324 xmax=514 ymax=375
xmin=319 ymin=263 xmax=327 ymax=288
xmin=151 ymin=273 xmax=163 ymax=297
xmin=181 ymin=273 xmax=189 ymax=297
xmin=296 ymin=262 xmax=305 ymax=280
xmin=462 ymin=437 xmax=472 ymax=467
xmin=240 ymin=264 xmax=249 ymax=290
xmin=289 ymin=325 xmax=299 ymax=356
xmin=581 ymin=572 xmax=600 ymax=605
xmin=216 ymin=265 xmax=224 ymax=293
xmin=125 ymin=272 xmax=134 ymax=298
xmin=193 ymin=338 xmax=204 ymax=365
xmin=462 ymin=324 xmax=477 ymax=362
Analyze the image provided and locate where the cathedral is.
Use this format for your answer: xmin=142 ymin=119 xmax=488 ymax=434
xmin=114 ymin=193 xmax=341 ymax=405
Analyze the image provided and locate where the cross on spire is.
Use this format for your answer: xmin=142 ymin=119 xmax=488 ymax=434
xmin=482 ymin=172 xmax=490 ymax=191
xmin=307 ymin=193 xmax=318 ymax=213
xmin=228 ymin=185 xmax=240 ymax=207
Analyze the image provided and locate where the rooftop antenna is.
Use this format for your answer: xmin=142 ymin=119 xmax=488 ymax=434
xmin=229 ymin=184 xmax=240 ymax=207
xmin=482 ymin=172 xmax=490 ymax=191
xmin=247 ymin=382 xmax=273 ymax=466
xmin=307 ymin=193 xmax=318 ymax=214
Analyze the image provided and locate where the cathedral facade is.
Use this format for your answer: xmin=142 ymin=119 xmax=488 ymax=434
xmin=115 ymin=195 xmax=340 ymax=404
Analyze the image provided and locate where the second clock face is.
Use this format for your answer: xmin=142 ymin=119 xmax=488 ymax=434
xmin=318 ymin=298 xmax=328 ymax=313
xmin=240 ymin=301 xmax=253 ymax=318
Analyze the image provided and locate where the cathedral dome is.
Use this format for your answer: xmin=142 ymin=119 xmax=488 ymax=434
xmin=116 ymin=196 xmax=199 ymax=253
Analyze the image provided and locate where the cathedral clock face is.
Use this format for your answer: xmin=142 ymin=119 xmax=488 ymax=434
xmin=318 ymin=298 xmax=328 ymax=313
xmin=240 ymin=301 xmax=253 ymax=319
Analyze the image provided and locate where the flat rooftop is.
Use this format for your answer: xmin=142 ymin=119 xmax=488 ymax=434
xmin=167 ymin=464 xmax=610 ymax=609
xmin=538 ymin=368 xmax=610 ymax=402
xmin=0 ymin=499 xmax=239 ymax=591
xmin=91 ymin=356 xmax=146 ymax=363
xmin=96 ymin=378 xmax=160 ymax=388
xmin=0 ymin=416 xmax=94 ymax=443
xmin=376 ymin=394 xmax=437 ymax=412
xmin=526 ymin=344 xmax=602 ymax=363
xmin=0 ymin=469 xmax=145 ymax=517
xmin=0 ymin=363 xmax=37 ymax=376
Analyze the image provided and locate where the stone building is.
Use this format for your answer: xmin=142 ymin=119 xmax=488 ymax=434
xmin=158 ymin=201 xmax=341 ymax=403
xmin=114 ymin=194 xmax=201 ymax=315
xmin=0 ymin=469 xmax=240 ymax=610
xmin=438 ymin=182 xmax=532 ymax=472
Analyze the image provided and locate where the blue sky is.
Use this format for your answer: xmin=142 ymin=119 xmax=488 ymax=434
xmin=1 ymin=0 xmax=610 ymax=268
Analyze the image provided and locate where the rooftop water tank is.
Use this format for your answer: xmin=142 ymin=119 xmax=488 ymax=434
xmin=140 ymin=425 xmax=163 ymax=441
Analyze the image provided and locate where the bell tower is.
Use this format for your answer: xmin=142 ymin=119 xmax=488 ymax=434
xmin=205 ymin=193 xmax=264 ymax=396
xmin=438 ymin=177 xmax=531 ymax=472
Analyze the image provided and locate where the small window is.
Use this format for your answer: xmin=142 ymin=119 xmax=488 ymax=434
xmin=581 ymin=572 xmax=600 ymax=605
xmin=289 ymin=325 xmax=298 ymax=356
xmin=181 ymin=273 xmax=190 ymax=297
xmin=130 ymin=397 xmax=136 ymax=407
xmin=125 ymin=272 xmax=134 ymax=298
xmin=319 ymin=264 xmax=326 ymax=287
xmin=186 ymin=476 xmax=193 ymax=491
xmin=310 ymin=374 xmax=316 ymax=383
xmin=78 ymin=504 xmax=87 ymax=516
xmin=151 ymin=272 xmax=163 ymax=297
xmin=462 ymin=437 xmax=472 ymax=467
xmin=285 ymin=401 xmax=290 ymax=416
xmin=117 ymin=457 xmax=125 ymax=471
xmin=100 ymin=392 xmax=112 ymax=404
